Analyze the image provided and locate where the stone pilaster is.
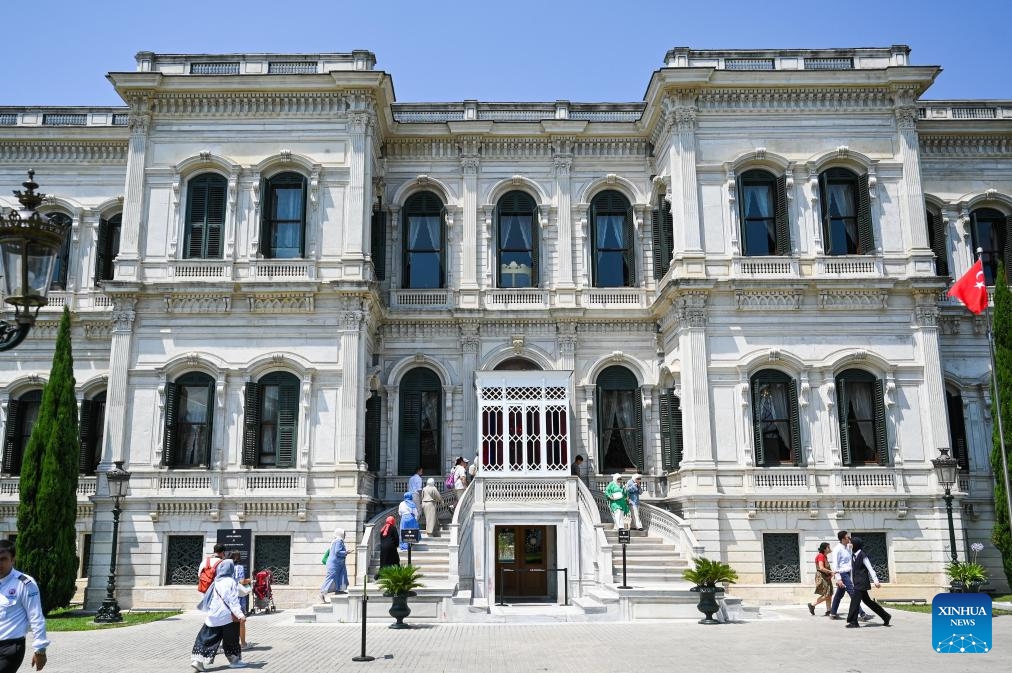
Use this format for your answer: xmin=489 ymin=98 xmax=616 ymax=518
xmin=115 ymin=97 xmax=152 ymax=279
xmin=894 ymin=90 xmax=932 ymax=261
xmin=914 ymin=294 xmax=946 ymax=461
xmin=338 ymin=301 xmax=365 ymax=464
xmin=460 ymin=321 xmax=480 ymax=454
xmin=553 ymin=144 xmax=575 ymax=290
xmin=383 ymin=385 xmax=399 ymax=477
xmin=344 ymin=109 xmax=374 ymax=277
xmin=667 ymin=96 xmax=704 ymax=269
xmin=101 ymin=296 xmax=137 ymax=469
xmin=677 ymin=292 xmax=713 ymax=464
xmin=459 ymin=138 xmax=480 ymax=307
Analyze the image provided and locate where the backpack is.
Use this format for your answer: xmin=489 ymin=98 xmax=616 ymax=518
xmin=197 ymin=557 xmax=220 ymax=593
xmin=445 ymin=470 xmax=455 ymax=490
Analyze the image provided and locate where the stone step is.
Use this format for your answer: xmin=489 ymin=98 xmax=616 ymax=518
xmin=572 ymin=595 xmax=607 ymax=614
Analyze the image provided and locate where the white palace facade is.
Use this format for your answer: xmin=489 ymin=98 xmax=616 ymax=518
xmin=1 ymin=45 xmax=1010 ymax=616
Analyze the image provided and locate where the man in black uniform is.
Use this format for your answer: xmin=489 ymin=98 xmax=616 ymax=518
xmin=0 ymin=539 xmax=48 ymax=671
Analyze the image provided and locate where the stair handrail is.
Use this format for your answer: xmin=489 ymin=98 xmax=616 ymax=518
xmin=576 ymin=477 xmax=614 ymax=586
xmin=447 ymin=482 xmax=475 ymax=592
xmin=638 ymin=501 xmax=705 ymax=561
xmin=355 ymin=504 xmax=399 ymax=582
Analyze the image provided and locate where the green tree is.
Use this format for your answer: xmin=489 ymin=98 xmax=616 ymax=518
xmin=16 ymin=307 xmax=80 ymax=614
xmin=992 ymin=263 xmax=1012 ymax=586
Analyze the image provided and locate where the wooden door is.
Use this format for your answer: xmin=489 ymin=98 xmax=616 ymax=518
xmin=495 ymin=525 xmax=549 ymax=601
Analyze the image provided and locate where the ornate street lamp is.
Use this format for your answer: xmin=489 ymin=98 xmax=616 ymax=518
xmin=931 ymin=447 xmax=960 ymax=563
xmin=95 ymin=461 xmax=131 ymax=623
xmin=0 ymin=170 xmax=70 ymax=351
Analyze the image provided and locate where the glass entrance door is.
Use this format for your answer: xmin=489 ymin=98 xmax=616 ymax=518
xmin=495 ymin=525 xmax=552 ymax=601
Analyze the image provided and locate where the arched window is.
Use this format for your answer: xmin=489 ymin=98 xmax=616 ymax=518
xmin=402 ymin=191 xmax=445 ymax=288
xmin=591 ymin=190 xmax=634 ymax=287
xmin=926 ymin=204 xmax=949 ymax=277
xmin=399 ymin=368 xmax=442 ymax=475
xmin=46 ymin=212 xmax=72 ymax=290
xmin=79 ymin=391 xmax=106 ymax=475
xmin=751 ymin=370 xmax=801 ymax=466
xmin=244 ymin=372 xmax=299 ymax=468
xmin=95 ymin=213 xmax=121 ymax=283
xmin=819 ymin=168 xmax=873 ymax=255
xmin=596 ymin=365 xmax=642 ymax=472
xmin=1 ymin=390 xmax=43 ymax=475
xmin=651 ymin=193 xmax=673 ymax=279
xmin=261 ymin=172 xmax=306 ymax=258
xmin=969 ymin=208 xmax=1010 ymax=285
xmin=184 ymin=173 xmax=227 ymax=259
xmin=945 ymin=388 xmax=969 ymax=471
xmin=835 ymin=369 xmax=887 ymax=466
xmin=163 ymin=372 xmax=215 ymax=468
xmin=497 ymin=191 xmax=538 ymax=288
xmin=658 ymin=389 xmax=683 ymax=471
xmin=739 ymin=170 xmax=790 ymax=256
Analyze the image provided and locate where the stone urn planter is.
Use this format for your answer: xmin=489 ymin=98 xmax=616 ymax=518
xmin=376 ymin=564 xmax=424 ymax=629
xmin=692 ymin=585 xmax=724 ymax=624
xmin=682 ymin=557 xmax=739 ymax=626
xmin=387 ymin=591 xmax=417 ymax=628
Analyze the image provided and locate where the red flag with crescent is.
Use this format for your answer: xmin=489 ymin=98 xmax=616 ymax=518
xmin=947 ymin=259 xmax=989 ymax=314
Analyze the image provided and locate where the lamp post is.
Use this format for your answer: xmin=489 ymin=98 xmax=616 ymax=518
xmin=0 ymin=170 xmax=70 ymax=351
xmin=95 ymin=461 xmax=131 ymax=623
xmin=931 ymin=447 xmax=960 ymax=564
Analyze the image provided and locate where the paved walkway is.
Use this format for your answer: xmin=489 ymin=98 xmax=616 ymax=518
xmin=24 ymin=605 xmax=1011 ymax=673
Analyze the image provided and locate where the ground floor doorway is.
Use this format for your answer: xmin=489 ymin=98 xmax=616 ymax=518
xmin=494 ymin=525 xmax=557 ymax=603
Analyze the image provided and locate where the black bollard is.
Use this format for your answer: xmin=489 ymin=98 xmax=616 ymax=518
xmin=352 ymin=573 xmax=375 ymax=662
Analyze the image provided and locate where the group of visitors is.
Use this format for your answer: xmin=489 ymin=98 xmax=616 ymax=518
xmin=808 ymin=530 xmax=891 ymax=628
xmin=191 ymin=544 xmax=252 ymax=671
xmin=603 ymin=471 xmax=645 ymax=531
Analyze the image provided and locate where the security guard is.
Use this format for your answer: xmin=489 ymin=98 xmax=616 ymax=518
xmin=0 ymin=539 xmax=48 ymax=672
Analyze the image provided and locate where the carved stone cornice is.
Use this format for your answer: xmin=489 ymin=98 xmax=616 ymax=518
xmin=152 ymin=91 xmax=347 ymax=117
xmin=734 ymin=289 xmax=803 ymax=311
xmin=247 ymin=292 xmax=315 ymax=313
xmin=0 ymin=141 xmax=128 ymax=164
xmin=919 ymin=135 xmax=1012 ymax=158
xmin=164 ymin=294 xmax=230 ymax=314
xmin=818 ymin=290 xmax=888 ymax=310
xmin=82 ymin=321 xmax=112 ymax=340
xmin=697 ymin=88 xmax=892 ymax=112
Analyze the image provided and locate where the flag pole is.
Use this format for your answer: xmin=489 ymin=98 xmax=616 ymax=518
xmin=977 ymin=247 xmax=1012 ymax=543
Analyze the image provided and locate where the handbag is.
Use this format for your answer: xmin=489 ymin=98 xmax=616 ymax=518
xmin=322 ymin=548 xmax=331 ymax=565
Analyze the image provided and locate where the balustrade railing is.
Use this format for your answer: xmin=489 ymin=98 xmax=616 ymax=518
xmin=389 ymin=289 xmax=452 ymax=309
xmin=448 ymin=484 xmax=474 ymax=591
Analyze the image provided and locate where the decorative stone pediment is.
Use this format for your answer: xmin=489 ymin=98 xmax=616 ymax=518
xmin=164 ymin=294 xmax=230 ymax=313
xmin=247 ymin=292 xmax=315 ymax=313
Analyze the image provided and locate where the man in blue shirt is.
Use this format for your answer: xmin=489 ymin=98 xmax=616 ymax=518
xmin=0 ymin=539 xmax=48 ymax=672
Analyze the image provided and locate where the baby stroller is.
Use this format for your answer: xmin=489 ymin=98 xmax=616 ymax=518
xmin=252 ymin=568 xmax=276 ymax=614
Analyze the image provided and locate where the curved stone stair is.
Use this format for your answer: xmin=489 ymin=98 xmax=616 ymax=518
xmin=604 ymin=527 xmax=691 ymax=586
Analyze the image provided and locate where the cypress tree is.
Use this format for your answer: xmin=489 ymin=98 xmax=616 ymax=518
xmin=15 ymin=307 xmax=80 ymax=614
xmin=992 ymin=263 xmax=1012 ymax=586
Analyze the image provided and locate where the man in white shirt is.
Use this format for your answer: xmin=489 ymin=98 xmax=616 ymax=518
xmin=828 ymin=530 xmax=870 ymax=621
xmin=0 ymin=539 xmax=48 ymax=672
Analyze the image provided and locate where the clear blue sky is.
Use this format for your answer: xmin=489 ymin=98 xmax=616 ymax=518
xmin=2 ymin=0 xmax=1010 ymax=106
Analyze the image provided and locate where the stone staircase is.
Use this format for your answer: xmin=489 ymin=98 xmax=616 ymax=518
xmin=366 ymin=532 xmax=452 ymax=583
xmin=604 ymin=526 xmax=691 ymax=587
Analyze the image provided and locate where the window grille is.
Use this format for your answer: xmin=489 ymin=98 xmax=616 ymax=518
xmin=763 ymin=533 xmax=801 ymax=583
xmin=0 ymin=114 xmax=16 ymax=126
xmin=190 ymin=62 xmax=240 ymax=75
xmin=804 ymin=57 xmax=853 ymax=70
xmin=112 ymin=114 xmax=129 ymax=126
xmin=725 ymin=58 xmax=774 ymax=70
xmin=852 ymin=532 xmax=889 ymax=581
xmin=254 ymin=535 xmax=291 ymax=584
xmin=951 ymin=107 xmax=997 ymax=119
xmin=268 ymin=61 xmax=318 ymax=74
xmin=165 ymin=535 xmax=203 ymax=584
xmin=42 ymin=113 xmax=87 ymax=126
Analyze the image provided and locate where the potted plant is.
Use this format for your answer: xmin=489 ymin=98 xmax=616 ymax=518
xmin=683 ymin=557 xmax=739 ymax=624
xmin=376 ymin=564 xmax=424 ymax=629
xmin=946 ymin=561 xmax=987 ymax=594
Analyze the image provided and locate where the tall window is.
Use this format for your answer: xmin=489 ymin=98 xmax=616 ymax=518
xmin=370 ymin=207 xmax=387 ymax=281
xmin=751 ymin=370 xmax=801 ymax=466
xmin=969 ymin=208 xmax=1009 ymax=285
xmin=591 ymin=190 xmax=634 ymax=287
xmin=946 ymin=388 xmax=969 ymax=471
xmin=926 ymin=205 xmax=949 ymax=277
xmin=163 ymin=373 xmax=215 ymax=468
xmin=597 ymin=366 xmax=642 ymax=472
xmin=739 ymin=170 xmax=790 ymax=256
xmin=402 ymin=191 xmax=444 ymax=289
xmin=184 ymin=173 xmax=227 ymax=259
xmin=819 ymin=168 xmax=873 ymax=255
xmin=1 ymin=390 xmax=43 ymax=475
xmin=835 ymin=369 xmax=887 ymax=466
xmin=261 ymin=172 xmax=306 ymax=258
xmin=95 ymin=213 xmax=121 ymax=283
xmin=46 ymin=212 xmax=72 ymax=290
xmin=78 ymin=391 xmax=106 ymax=475
xmin=398 ymin=368 xmax=441 ymax=475
xmin=497 ymin=191 xmax=538 ymax=288
xmin=244 ymin=372 xmax=299 ymax=468
xmin=651 ymin=195 xmax=673 ymax=279
xmin=658 ymin=389 xmax=682 ymax=471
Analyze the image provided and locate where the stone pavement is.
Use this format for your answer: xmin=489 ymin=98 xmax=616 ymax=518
xmin=23 ymin=605 xmax=1012 ymax=673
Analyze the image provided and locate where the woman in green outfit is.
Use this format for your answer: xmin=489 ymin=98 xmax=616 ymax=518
xmin=604 ymin=473 xmax=629 ymax=530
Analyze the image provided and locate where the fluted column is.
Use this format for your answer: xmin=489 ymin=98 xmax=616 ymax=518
xmin=668 ymin=96 xmax=703 ymax=259
xmin=338 ymin=302 xmax=366 ymax=465
xmin=459 ymin=137 xmax=480 ymax=307
xmin=553 ymin=146 xmax=575 ymax=289
xmin=116 ymin=99 xmax=152 ymax=278
xmin=383 ymin=385 xmax=399 ymax=478
xmin=344 ymin=109 xmax=373 ymax=275
xmin=101 ymin=297 xmax=137 ymax=471
xmin=914 ymin=295 xmax=947 ymax=461
xmin=894 ymin=93 xmax=931 ymax=255
xmin=460 ymin=322 xmax=480 ymax=456
xmin=678 ymin=293 xmax=713 ymax=464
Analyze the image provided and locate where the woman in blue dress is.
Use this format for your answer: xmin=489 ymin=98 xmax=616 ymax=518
xmin=318 ymin=528 xmax=349 ymax=603
xmin=398 ymin=491 xmax=421 ymax=551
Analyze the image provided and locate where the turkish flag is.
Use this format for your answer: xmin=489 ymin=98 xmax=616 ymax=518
xmin=947 ymin=259 xmax=989 ymax=314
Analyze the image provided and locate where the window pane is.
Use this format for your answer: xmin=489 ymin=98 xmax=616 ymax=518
xmin=596 ymin=215 xmax=625 ymax=249
xmin=408 ymin=216 xmax=440 ymax=252
xmin=596 ymin=251 xmax=625 ymax=287
xmin=743 ymin=184 xmax=772 ymax=218
xmin=500 ymin=252 xmax=532 ymax=288
xmin=744 ymin=220 xmax=775 ymax=256
xmin=500 ymin=215 xmax=533 ymax=250
xmin=827 ymin=183 xmax=856 ymax=217
xmin=756 ymin=380 xmax=792 ymax=463
xmin=273 ymin=187 xmax=303 ymax=221
xmin=419 ymin=390 xmax=440 ymax=472
xmin=178 ymin=384 xmax=209 ymax=466
xmin=260 ymin=385 xmax=279 ymax=465
xmin=272 ymin=222 xmax=302 ymax=258
xmin=408 ymin=252 xmax=441 ymax=288
xmin=972 ymin=211 xmax=1002 ymax=284
xmin=845 ymin=380 xmax=877 ymax=464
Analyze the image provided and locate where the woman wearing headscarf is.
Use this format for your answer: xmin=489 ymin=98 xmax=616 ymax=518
xmin=191 ymin=558 xmax=247 ymax=671
xmin=319 ymin=528 xmax=349 ymax=603
xmin=378 ymin=515 xmax=400 ymax=577
xmin=625 ymin=473 xmax=644 ymax=531
xmin=604 ymin=473 xmax=629 ymax=530
xmin=398 ymin=491 xmax=421 ymax=550
xmin=421 ymin=477 xmax=444 ymax=537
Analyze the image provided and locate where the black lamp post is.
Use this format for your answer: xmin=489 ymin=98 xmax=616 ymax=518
xmin=95 ymin=461 xmax=131 ymax=623
xmin=0 ymin=170 xmax=70 ymax=351
xmin=931 ymin=447 xmax=959 ymax=564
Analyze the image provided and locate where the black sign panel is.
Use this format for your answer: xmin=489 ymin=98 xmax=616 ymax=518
xmin=401 ymin=528 xmax=420 ymax=544
xmin=217 ymin=528 xmax=253 ymax=576
xmin=617 ymin=529 xmax=631 ymax=544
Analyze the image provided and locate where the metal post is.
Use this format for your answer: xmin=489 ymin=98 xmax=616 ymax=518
xmin=562 ymin=567 xmax=568 ymax=606
xmin=496 ymin=566 xmax=506 ymax=606
xmin=944 ymin=488 xmax=958 ymax=563
xmin=95 ymin=496 xmax=123 ymax=623
xmin=618 ymin=542 xmax=631 ymax=589
xmin=352 ymin=573 xmax=374 ymax=662
xmin=406 ymin=542 xmax=412 ymax=567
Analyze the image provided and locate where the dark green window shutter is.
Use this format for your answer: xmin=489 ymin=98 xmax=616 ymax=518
xmin=751 ymin=384 xmax=766 ymax=466
xmin=398 ymin=368 xmax=441 ymax=475
xmin=621 ymin=205 xmax=635 ymax=287
xmin=78 ymin=399 xmax=94 ymax=474
xmin=670 ymin=394 xmax=683 ymax=470
xmin=651 ymin=206 xmax=665 ymax=280
xmin=185 ymin=179 xmax=208 ymax=258
xmin=364 ymin=392 xmax=382 ymax=472
xmin=243 ymin=382 xmax=262 ymax=467
xmin=2 ymin=400 xmax=21 ymax=474
xmin=857 ymin=173 xmax=874 ymax=254
xmin=774 ymin=175 xmax=790 ymax=256
xmin=873 ymin=379 xmax=888 ymax=466
xmin=632 ymin=389 xmax=644 ymax=472
xmin=258 ymin=177 xmax=270 ymax=258
xmin=788 ymin=378 xmax=802 ymax=466
xmin=203 ymin=378 xmax=216 ymax=466
xmin=659 ymin=390 xmax=672 ymax=470
xmin=818 ymin=172 xmax=830 ymax=248
xmin=162 ymin=382 xmax=179 ymax=467
xmin=95 ymin=219 xmax=110 ymax=283
xmin=205 ymin=177 xmax=226 ymax=258
xmin=371 ymin=210 xmax=386 ymax=281
xmin=531 ymin=209 xmax=540 ymax=287
xmin=837 ymin=380 xmax=851 ymax=466
xmin=651 ymin=199 xmax=674 ymax=280
xmin=927 ymin=209 xmax=949 ymax=277
xmin=275 ymin=381 xmax=299 ymax=468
